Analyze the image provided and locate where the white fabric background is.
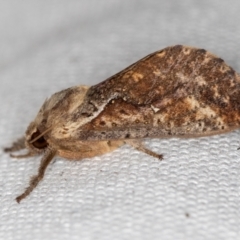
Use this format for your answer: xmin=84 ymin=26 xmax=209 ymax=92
xmin=0 ymin=1 xmax=240 ymax=239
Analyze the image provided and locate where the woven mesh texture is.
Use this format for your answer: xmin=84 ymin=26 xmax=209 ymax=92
xmin=0 ymin=1 xmax=240 ymax=240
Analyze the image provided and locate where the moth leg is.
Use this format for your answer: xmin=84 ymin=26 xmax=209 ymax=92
xmin=126 ymin=140 xmax=163 ymax=160
xmin=4 ymin=137 xmax=26 ymax=153
xmin=16 ymin=148 xmax=57 ymax=203
xmin=4 ymin=137 xmax=35 ymax=159
xmin=10 ymin=151 xmax=36 ymax=159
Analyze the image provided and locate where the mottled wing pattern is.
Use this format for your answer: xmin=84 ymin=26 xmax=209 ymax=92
xmin=72 ymin=45 xmax=240 ymax=141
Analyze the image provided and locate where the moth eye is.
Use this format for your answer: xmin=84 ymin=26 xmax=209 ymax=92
xmin=31 ymin=130 xmax=48 ymax=149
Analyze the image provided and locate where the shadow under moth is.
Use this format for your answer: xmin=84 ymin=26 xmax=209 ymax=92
xmin=4 ymin=45 xmax=240 ymax=203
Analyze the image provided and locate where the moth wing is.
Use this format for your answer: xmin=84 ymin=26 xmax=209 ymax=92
xmin=69 ymin=45 xmax=240 ymax=141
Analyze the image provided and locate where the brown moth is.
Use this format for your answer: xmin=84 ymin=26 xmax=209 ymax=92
xmin=4 ymin=45 xmax=240 ymax=203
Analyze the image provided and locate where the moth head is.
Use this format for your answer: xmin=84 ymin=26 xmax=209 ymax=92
xmin=25 ymin=122 xmax=50 ymax=153
xmin=30 ymin=129 xmax=48 ymax=149
xmin=24 ymin=104 xmax=51 ymax=153
xmin=24 ymin=85 xmax=89 ymax=153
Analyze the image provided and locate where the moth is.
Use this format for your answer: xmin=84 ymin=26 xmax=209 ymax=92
xmin=4 ymin=45 xmax=240 ymax=203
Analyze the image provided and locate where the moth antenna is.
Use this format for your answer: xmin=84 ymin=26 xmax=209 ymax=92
xmin=29 ymin=127 xmax=52 ymax=144
xmin=16 ymin=148 xmax=57 ymax=203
